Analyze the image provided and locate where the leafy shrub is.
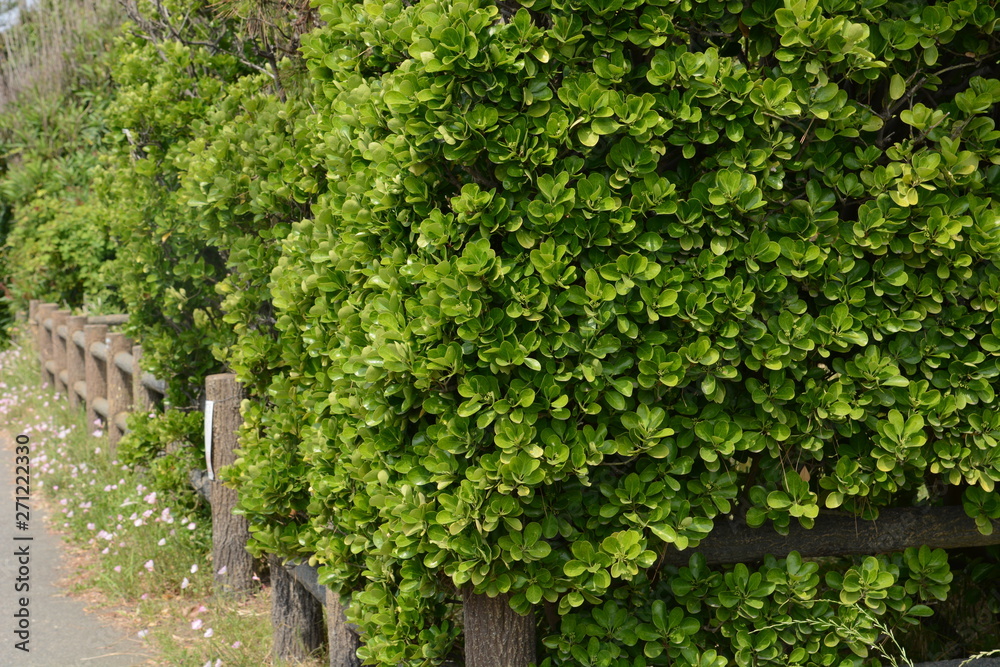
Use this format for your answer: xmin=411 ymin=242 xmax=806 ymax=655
xmin=119 ymin=408 xmax=209 ymax=517
xmin=0 ymin=47 xmax=124 ymax=321
xmin=232 ymin=0 xmax=1000 ymax=663
xmin=92 ymin=0 xmax=316 ymax=391
xmin=178 ymin=63 xmax=323 ymax=542
xmin=93 ymin=23 xmax=246 ymax=407
xmin=5 ymin=0 xmax=999 ymax=661
xmin=1 ymin=195 xmax=120 ymax=307
xmin=91 ymin=0 xmax=316 ymax=513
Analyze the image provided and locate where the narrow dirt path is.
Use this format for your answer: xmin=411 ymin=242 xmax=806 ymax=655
xmin=0 ymin=431 xmax=150 ymax=665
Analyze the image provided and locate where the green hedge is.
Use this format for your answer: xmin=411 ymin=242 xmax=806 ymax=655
xmin=0 ymin=55 xmax=124 ymax=319
xmin=229 ymin=0 xmax=1000 ymax=663
xmin=95 ymin=23 xmax=247 ymax=407
xmin=180 ymin=64 xmax=323 ymax=537
xmin=4 ymin=0 xmax=999 ymax=662
xmin=92 ymin=0 xmax=316 ymax=508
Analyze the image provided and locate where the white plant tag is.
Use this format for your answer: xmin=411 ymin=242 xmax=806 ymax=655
xmin=204 ymin=400 xmax=215 ymax=481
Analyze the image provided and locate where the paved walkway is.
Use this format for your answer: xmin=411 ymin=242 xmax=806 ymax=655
xmin=0 ymin=431 xmax=149 ymax=665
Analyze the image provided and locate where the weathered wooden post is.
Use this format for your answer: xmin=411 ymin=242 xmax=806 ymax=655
xmin=205 ymin=373 xmax=255 ymax=596
xmin=270 ymin=555 xmax=326 ymax=662
xmin=65 ymin=316 xmax=88 ymax=409
xmin=36 ymin=303 xmax=58 ymax=388
xmin=326 ymin=589 xmax=362 ymax=667
xmin=83 ymin=323 xmax=108 ymax=433
xmin=52 ymin=310 xmax=70 ymax=396
xmin=106 ymin=332 xmax=132 ymax=450
xmin=462 ymin=588 xmax=536 ymax=667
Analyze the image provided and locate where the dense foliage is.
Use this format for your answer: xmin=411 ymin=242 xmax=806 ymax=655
xmin=119 ymin=408 xmax=208 ymax=515
xmin=0 ymin=53 xmax=124 ymax=319
xmin=95 ymin=2 xmax=258 ymax=407
xmin=90 ymin=0 xmax=318 ymax=507
xmin=2 ymin=0 xmax=1000 ymax=663
xmin=180 ymin=63 xmax=323 ymax=542
xmin=228 ymin=0 xmax=1000 ymax=663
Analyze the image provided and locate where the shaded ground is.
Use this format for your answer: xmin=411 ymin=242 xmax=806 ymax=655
xmin=0 ymin=431 xmax=149 ymax=665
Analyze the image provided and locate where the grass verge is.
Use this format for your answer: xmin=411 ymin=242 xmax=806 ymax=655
xmin=0 ymin=323 xmax=326 ymax=666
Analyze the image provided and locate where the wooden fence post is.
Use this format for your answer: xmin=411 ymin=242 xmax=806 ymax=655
xmin=52 ymin=310 xmax=69 ymax=396
xmin=270 ymin=554 xmax=326 ymax=662
xmin=462 ymin=588 xmax=536 ymax=667
xmin=37 ymin=303 xmax=58 ymax=389
xmin=84 ymin=323 xmax=108 ymax=433
xmin=32 ymin=302 xmax=44 ymax=383
xmin=106 ymin=332 xmax=132 ymax=450
xmin=205 ymin=374 xmax=255 ymax=596
xmin=66 ymin=316 xmax=87 ymax=409
xmin=326 ymin=589 xmax=361 ymax=667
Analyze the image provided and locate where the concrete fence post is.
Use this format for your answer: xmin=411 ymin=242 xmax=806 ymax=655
xmin=37 ymin=303 xmax=58 ymax=389
xmin=106 ymin=332 xmax=132 ymax=450
xmin=326 ymin=589 xmax=362 ymax=667
xmin=205 ymin=374 xmax=255 ymax=597
xmin=28 ymin=300 xmax=39 ymax=355
xmin=462 ymin=588 xmax=536 ymax=667
xmin=132 ymin=345 xmax=159 ymax=416
xmin=83 ymin=324 xmax=108 ymax=433
xmin=66 ymin=316 xmax=87 ymax=409
xmin=52 ymin=310 xmax=69 ymax=396
xmin=270 ymin=554 xmax=326 ymax=663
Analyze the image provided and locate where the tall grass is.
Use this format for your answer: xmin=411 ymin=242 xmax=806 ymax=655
xmin=0 ymin=0 xmax=121 ymax=111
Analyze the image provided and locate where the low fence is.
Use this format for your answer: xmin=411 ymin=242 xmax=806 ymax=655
xmin=26 ymin=302 xmax=367 ymax=664
xmin=26 ymin=301 xmax=524 ymax=666
xmin=29 ymin=301 xmax=166 ymax=448
xmin=25 ymin=300 xmax=1000 ymax=666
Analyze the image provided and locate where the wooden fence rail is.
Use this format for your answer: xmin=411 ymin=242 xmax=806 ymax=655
xmin=23 ymin=301 xmax=1000 ymax=667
